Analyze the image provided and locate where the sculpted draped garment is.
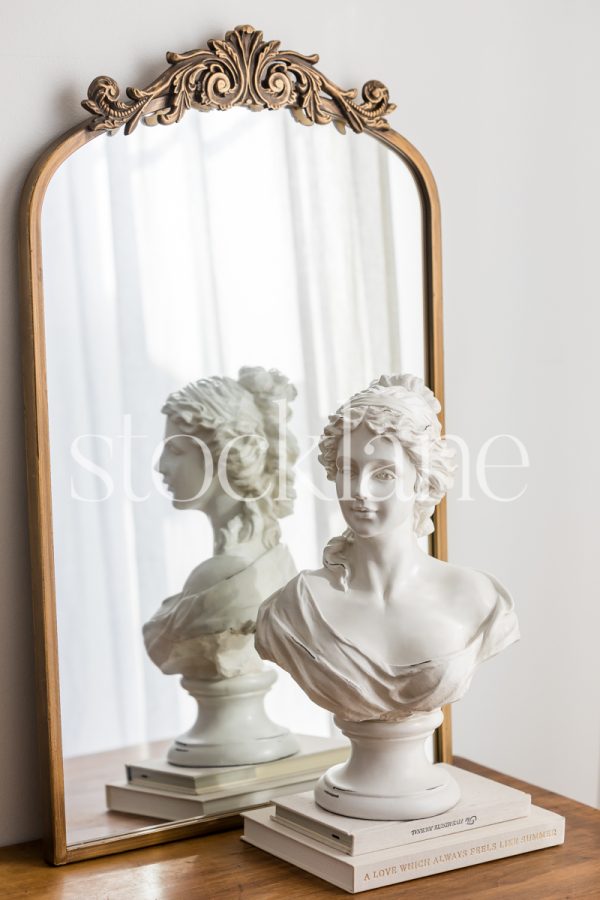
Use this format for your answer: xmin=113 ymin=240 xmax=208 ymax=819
xmin=255 ymin=570 xmax=519 ymax=722
xmin=143 ymin=544 xmax=296 ymax=680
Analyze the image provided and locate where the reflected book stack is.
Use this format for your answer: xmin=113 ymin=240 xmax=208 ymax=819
xmin=106 ymin=735 xmax=349 ymax=821
xmin=242 ymin=765 xmax=565 ymax=893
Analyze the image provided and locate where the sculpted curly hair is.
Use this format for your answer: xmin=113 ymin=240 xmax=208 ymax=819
xmin=162 ymin=367 xmax=298 ymax=551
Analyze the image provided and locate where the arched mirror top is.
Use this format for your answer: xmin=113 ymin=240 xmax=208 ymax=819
xmin=24 ymin=25 xmax=442 ymax=284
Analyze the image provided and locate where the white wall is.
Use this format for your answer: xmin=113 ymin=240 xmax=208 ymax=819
xmin=1 ymin=0 xmax=598 ymax=845
xmin=441 ymin=2 xmax=600 ymax=807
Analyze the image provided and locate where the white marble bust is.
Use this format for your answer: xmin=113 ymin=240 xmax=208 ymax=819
xmin=255 ymin=374 xmax=519 ymax=816
xmin=143 ymin=366 xmax=300 ymax=765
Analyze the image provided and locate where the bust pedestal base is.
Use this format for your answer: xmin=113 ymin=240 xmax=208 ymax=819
xmin=315 ymin=709 xmax=459 ymax=820
xmin=168 ymin=669 xmax=299 ymax=767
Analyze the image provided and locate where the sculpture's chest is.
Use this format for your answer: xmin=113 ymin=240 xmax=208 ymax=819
xmin=316 ymin=594 xmax=473 ymax=667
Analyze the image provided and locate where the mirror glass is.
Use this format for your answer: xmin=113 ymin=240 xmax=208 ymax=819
xmin=41 ymin=106 xmax=425 ymax=845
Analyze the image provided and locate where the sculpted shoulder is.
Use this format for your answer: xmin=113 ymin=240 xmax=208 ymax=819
xmin=302 ymin=567 xmax=344 ymax=597
xmin=261 ymin=568 xmax=342 ymax=613
xmin=182 ymin=554 xmax=249 ymax=595
xmin=426 ymin=557 xmax=499 ymax=621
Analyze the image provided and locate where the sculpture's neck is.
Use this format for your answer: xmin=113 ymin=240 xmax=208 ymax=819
xmin=206 ymin=497 xmax=266 ymax=561
xmin=205 ymin=494 xmax=242 ymax=536
xmin=348 ymin=521 xmax=422 ymax=597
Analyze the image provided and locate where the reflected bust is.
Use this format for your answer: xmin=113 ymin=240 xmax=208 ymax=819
xmin=144 ymin=366 xmax=300 ymax=765
xmin=256 ymin=374 xmax=520 ymax=818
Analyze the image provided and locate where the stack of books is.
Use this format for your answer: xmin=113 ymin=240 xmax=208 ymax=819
xmin=105 ymin=734 xmax=349 ymax=821
xmin=242 ymin=764 xmax=565 ymax=893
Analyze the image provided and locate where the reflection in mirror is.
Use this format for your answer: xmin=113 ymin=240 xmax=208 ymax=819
xmin=41 ymin=106 xmax=425 ymax=844
xmin=143 ymin=367 xmax=300 ymax=766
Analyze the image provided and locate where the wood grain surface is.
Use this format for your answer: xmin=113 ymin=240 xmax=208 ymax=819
xmin=1 ymin=758 xmax=598 ymax=898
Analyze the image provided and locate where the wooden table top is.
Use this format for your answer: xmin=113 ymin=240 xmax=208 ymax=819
xmin=1 ymin=758 xmax=599 ymax=899
xmin=63 ymin=737 xmax=174 ymax=843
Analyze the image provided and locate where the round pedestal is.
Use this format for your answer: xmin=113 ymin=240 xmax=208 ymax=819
xmin=168 ymin=668 xmax=299 ymax=767
xmin=315 ymin=710 xmax=460 ymax=820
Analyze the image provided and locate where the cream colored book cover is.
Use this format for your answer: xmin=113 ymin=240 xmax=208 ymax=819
xmin=126 ymin=734 xmax=349 ymax=793
xmin=272 ymin=764 xmax=531 ymax=854
xmin=242 ymin=804 xmax=565 ymax=893
xmin=107 ymin=772 xmax=319 ymax=820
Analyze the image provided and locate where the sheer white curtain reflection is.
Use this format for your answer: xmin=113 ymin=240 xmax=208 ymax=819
xmin=42 ymin=109 xmax=423 ymax=758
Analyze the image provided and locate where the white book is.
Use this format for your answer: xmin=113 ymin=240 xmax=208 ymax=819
xmin=272 ymin=764 xmax=531 ymax=855
xmin=242 ymin=804 xmax=565 ymax=893
xmin=106 ymin=772 xmax=321 ymax=821
xmin=126 ymin=734 xmax=348 ymax=795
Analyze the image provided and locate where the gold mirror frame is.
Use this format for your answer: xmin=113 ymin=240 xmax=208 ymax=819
xmin=18 ymin=25 xmax=449 ymax=865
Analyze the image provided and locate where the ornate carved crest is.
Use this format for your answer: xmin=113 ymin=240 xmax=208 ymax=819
xmin=82 ymin=24 xmax=395 ymax=135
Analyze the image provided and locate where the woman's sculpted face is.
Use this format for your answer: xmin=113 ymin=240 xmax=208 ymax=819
xmin=158 ymin=417 xmax=221 ymax=512
xmin=335 ymin=421 xmax=417 ymax=538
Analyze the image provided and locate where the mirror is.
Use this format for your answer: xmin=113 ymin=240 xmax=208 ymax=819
xmin=19 ymin=25 xmax=446 ymax=863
